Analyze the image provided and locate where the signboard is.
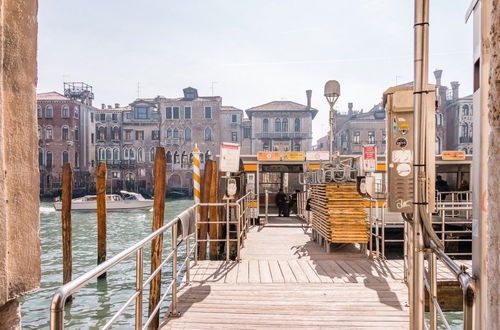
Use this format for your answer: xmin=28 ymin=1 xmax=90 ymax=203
xmin=219 ymin=142 xmax=240 ymax=172
xmin=257 ymin=152 xmax=281 ymax=161
xmin=362 ymin=145 xmax=377 ymax=172
xmin=281 ymin=152 xmax=305 ymax=161
xmin=442 ymin=150 xmax=466 ymax=160
xmin=306 ymin=151 xmax=329 ymax=161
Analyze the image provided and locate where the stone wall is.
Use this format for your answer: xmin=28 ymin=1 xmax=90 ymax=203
xmin=0 ymin=0 xmax=41 ymax=327
xmin=488 ymin=0 xmax=500 ymax=327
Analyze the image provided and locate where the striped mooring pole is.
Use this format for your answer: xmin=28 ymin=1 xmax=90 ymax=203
xmin=192 ymin=145 xmax=201 ymax=212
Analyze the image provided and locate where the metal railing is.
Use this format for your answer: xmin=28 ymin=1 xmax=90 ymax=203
xmin=367 ymin=199 xmax=387 ymax=259
xmin=50 ymin=192 xmax=253 ymax=329
xmin=255 ymin=132 xmax=311 ymax=139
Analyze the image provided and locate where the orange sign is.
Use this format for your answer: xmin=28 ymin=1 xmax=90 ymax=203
xmin=442 ymin=150 xmax=466 ymax=160
xmin=257 ymin=152 xmax=281 ymax=161
xmin=281 ymin=152 xmax=305 ymax=161
xmin=243 ymin=164 xmax=257 ymax=171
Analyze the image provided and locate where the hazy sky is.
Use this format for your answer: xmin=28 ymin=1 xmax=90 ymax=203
xmin=38 ymin=0 xmax=473 ymax=140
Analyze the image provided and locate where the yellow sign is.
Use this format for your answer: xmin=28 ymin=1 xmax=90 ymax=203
xmin=281 ymin=152 xmax=305 ymax=161
xmin=257 ymin=152 xmax=281 ymax=161
xmin=442 ymin=150 xmax=466 ymax=160
xmin=243 ymin=164 xmax=257 ymax=171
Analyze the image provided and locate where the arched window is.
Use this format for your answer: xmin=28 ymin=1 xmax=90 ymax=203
xmin=138 ymin=148 xmax=144 ymax=163
xmin=282 ymin=118 xmax=288 ymax=132
xmin=189 ymin=153 xmax=193 ymax=164
xmin=61 ymin=105 xmax=69 ymax=118
xmin=263 ymin=119 xmax=269 ymax=133
xmin=37 ymin=105 xmax=42 ymax=118
xmin=435 ymin=137 xmax=442 ymax=155
xmin=113 ymin=148 xmax=119 ymax=160
xmin=74 ymin=106 xmax=79 ymax=118
xmin=149 ymin=148 xmax=156 ymax=162
xmin=45 ymin=105 xmax=53 ymax=118
xmin=38 ymin=126 xmax=42 ymax=140
xmin=112 ymin=126 xmax=120 ymax=140
xmin=204 ymin=127 xmax=212 ymax=141
xmin=46 ymin=126 xmax=53 ymax=140
xmin=123 ymin=148 xmax=129 ymax=160
xmin=463 ymin=104 xmax=469 ymax=116
xmin=294 ymin=118 xmax=301 ymax=132
xmin=46 ymin=151 xmax=53 ymax=167
xmin=181 ymin=151 xmax=188 ymax=167
xmin=166 ymin=128 xmax=172 ymax=138
xmin=200 ymin=153 xmax=205 ymax=163
xmin=274 ymin=118 xmax=281 ymax=132
xmin=62 ymin=151 xmax=69 ymax=165
xmin=173 ymin=128 xmax=179 ymax=139
xmin=99 ymin=148 xmax=105 ymax=161
xmin=185 ymin=127 xmax=192 ymax=141
xmin=98 ymin=126 xmax=106 ymax=140
xmin=106 ymin=148 xmax=112 ymax=160
xmin=166 ymin=151 xmax=173 ymax=164
xmin=38 ymin=149 xmax=44 ymax=166
xmin=129 ymin=148 xmax=135 ymax=160
xmin=62 ymin=126 xmax=69 ymax=140
xmin=174 ymin=151 xmax=179 ymax=164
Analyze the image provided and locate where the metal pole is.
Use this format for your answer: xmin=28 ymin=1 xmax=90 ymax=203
xmin=236 ymin=204 xmax=241 ymax=262
xmin=135 ymin=248 xmax=144 ymax=329
xmin=429 ymin=252 xmax=437 ymax=330
xmin=265 ymin=189 xmax=269 ymax=224
xmin=412 ymin=0 xmax=430 ymax=328
xmin=170 ymin=224 xmax=178 ymax=316
xmin=328 ymin=104 xmax=335 ymax=164
xmin=226 ymin=199 xmax=230 ymax=262
xmin=186 ymin=235 xmax=191 ymax=285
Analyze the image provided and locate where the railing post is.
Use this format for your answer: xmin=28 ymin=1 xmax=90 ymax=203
xmin=226 ymin=199 xmax=230 ymax=262
xmin=135 ymin=248 xmax=144 ymax=330
xmin=170 ymin=224 xmax=179 ymax=316
xmin=236 ymin=204 xmax=241 ymax=262
xmin=186 ymin=235 xmax=191 ymax=285
xmin=369 ymin=200 xmax=373 ymax=256
xmin=429 ymin=252 xmax=437 ymax=330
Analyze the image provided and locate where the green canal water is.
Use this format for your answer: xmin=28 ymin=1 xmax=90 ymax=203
xmin=21 ymin=199 xmax=194 ymax=329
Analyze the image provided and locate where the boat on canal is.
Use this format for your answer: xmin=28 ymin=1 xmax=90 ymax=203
xmin=53 ymin=191 xmax=153 ymax=211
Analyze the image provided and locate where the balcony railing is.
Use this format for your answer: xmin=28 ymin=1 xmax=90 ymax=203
xmin=165 ymin=138 xmax=181 ymax=145
xmin=255 ymin=132 xmax=311 ymax=139
xmin=459 ymin=136 xmax=472 ymax=143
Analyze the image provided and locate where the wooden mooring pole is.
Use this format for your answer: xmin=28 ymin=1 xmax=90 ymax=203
xmin=61 ymin=163 xmax=72 ymax=292
xmin=96 ymin=162 xmax=107 ymax=278
xmin=208 ymin=161 xmax=219 ymax=259
xmin=198 ymin=159 xmax=213 ymax=260
xmin=148 ymin=147 xmax=166 ymax=329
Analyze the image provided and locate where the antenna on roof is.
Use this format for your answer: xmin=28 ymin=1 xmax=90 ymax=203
xmin=210 ymin=81 xmax=218 ymax=96
xmin=137 ymin=81 xmax=141 ymax=99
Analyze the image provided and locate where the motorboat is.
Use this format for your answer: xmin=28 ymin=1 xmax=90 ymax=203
xmin=53 ymin=191 xmax=153 ymax=211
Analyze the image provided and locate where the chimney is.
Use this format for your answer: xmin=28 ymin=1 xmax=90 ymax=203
xmin=107 ymin=105 xmax=112 ymax=109
xmin=433 ymin=69 xmax=443 ymax=86
xmin=115 ymin=103 xmax=120 ymax=108
xmin=101 ymin=103 xmax=105 ymax=110
xmin=348 ymin=102 xmax=353 ymax=116
xmin=450 ymin=81 xmax=460 ymax=101
xmin=306 ymin=90 xmax=312 ymax=109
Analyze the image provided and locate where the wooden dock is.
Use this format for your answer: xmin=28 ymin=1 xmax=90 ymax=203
xmin=161 ymin=218 xmax=470 ymax=329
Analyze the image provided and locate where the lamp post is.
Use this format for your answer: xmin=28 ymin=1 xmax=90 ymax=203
xmin=324 ymin=80 xmax=341 ymax=164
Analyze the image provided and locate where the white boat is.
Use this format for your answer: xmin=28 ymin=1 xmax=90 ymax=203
xmin=54 ymin=191 xmax=153 ymax=211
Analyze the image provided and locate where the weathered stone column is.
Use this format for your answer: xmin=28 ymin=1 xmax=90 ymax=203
xmin=0 ymin=0 xmax=41 ymax=328
xmin=487 ymin=1 xmax=500 ymax=328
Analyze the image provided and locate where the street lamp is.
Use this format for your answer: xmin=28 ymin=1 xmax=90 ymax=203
xmin=324 ymin=80 xmax=340 ymax=163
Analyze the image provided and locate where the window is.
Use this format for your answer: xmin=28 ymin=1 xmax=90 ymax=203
xmin=463 ymin=104 xmax=470 ymax=116
xmin=436 ymin=137 xmax=442 ymax=155
xmin=46 ymin=126 xmax=53 ymax=140
xmin=112 ymin=127 xmax=120 ymax=140
xmin=100 ymin=113 xmax=106 ymax=121
xmin=74 ymin=129 xmax=79 ymax=141
xmin=274 ymin=119 xmax=281 ymax=132
xmin=112 ymin=172 xmax=121 ymax=179
xmin=113 ymin=148 xmax=119 ymax=160
xmin=353 ymin=131 xmax=360 ymax=144
xmin=165 ymin=107 xmax=172 ymax=119
xmin=38 ymin=126 xmax=42 ymax=140
xmin=74 ymin=106 xmax=79 ymax=118
xmin=37 ymin=105 xmax=42 ymax=118
xmin=166 ymin=128 xmax=172 ymax=138
xmin=91 ymin=133 xmax=95 ymax=144
xmin=125 ymin=130 xmax=132 ymax=141
xmin=138 ymin=148 xmax=144 ymax=163
xmin=294 ymin=143 xmax=301 ymax=151
xmin=174 ymin=151 xmax=179 ymax=164
xmin=282 ymin=118 xmax=288 ymax=132
xmin=38 ymin=149 xmax=43 ymax=166
xmin=184 ymin=107 xmax=191 ymax=119
xmin=294 ymin=118 xmax=301 ymax=132
xmin=75 ymin=152 xmax=79 ymax=167
xmin=231 ymin=114 xmax=237 ymax=123
xmin=204 ymin=107 xmax=212 ymax=119
xmin=152 ymin=130 xmax=160 ymax=140
xmin=150 ymin=148 xmax=156 ymax=162
xmin=61 ymin=105 xmax=69 ymax=118
xmin=135 ymin=107 xmax=148 ymax=119
xmin=436 ymin=113 xmax=443 ymax=127
xmin=244 ymin=127 xmax=251 ymax=138
xmin=62 ymin=151 xmax=69 ymax=165
xmin=382 ymin=130 xmax=386 ymax=144
xmin=112 ymin=113 xmax=118 ymax=121
xmin=123 ymin=148 xmax=129 ymax=160
xmin=173 ymin=128 xmax=179 ymax=139
xmin=166 ymin=151 xmax=172 ymax=164
xmin=46 ymin=151 xmax=53 ymax=167
xmin=135 ymin=130 xmax=144 ymax=140
xmin=91 ymin=112 xmax=94 ymax=123
xmin=263 ymin=119 xmax=269 ymax=133
xmin=106 ymin=148 xmax=112 ymax=160
xmin=98 ymin=127 xmax=106 ymax=140
xmin=173 ymin=107 xmax=180 ymax=119
xmin=263 ymin=141 xmax=270 ymax=151
xmin=231 ymin=132 xmax=238 ymax=142
xmin=45 ymin=105 xmax=53 ymax=118
xmin=204 ymin=127 xmax=212 ymax=141
xmin=368 ymin=131 xmax=375 ymax=144
xmin=185 ymin=127 xmax=192 ymax=141
xmin=129 ymin=148 xmax=135 ymax=159
xmin=62 ymin=126 xmax=69 ymax=141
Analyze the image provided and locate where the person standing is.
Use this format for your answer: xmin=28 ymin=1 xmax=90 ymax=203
xmin=275 ymin=189 xmax=287 ymax=217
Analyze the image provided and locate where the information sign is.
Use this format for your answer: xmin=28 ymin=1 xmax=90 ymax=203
xmin=362 ymin=145 xmax=377 ymax=172
xmin=219 ymin=142 xmax=240 ymax=172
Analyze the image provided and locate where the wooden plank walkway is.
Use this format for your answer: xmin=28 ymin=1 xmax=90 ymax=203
xmin=161 ymin=220 xmax=470 ymax=329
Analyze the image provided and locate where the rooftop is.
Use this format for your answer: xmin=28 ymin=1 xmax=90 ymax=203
xmin=246 ymin=101 xmax=319 ymax=118
xmin=37 ymin=92 xmax=70 ymax=101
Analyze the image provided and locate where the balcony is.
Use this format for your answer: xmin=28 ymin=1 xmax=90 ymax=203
xmin=165 ymin=138 xmax=181 ymax=145
xmin=255 ymin=132 xmax=311 ymax=139
xmin=459 ymin=136 xmax=472 ymax=143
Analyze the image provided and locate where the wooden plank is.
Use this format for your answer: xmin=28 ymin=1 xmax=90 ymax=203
xmin=248 ymin=260 xmax=260 ymax=283
xmin=258 ymin=260 xmax=273 ymax=283
xmin=237 ymin=260 xmax=249 ymax=283
xmin=268 ymin=260 xmax=285 ymax=283
xmin=223 ymin=262 xmax=239 ymax=283
xmin=277 ymin=260 xmax=297 ymax=283
xmin=287 ymin=260 xmax=309 ymax=282
xmin=296 ymin=259 xmax=322 ymax=283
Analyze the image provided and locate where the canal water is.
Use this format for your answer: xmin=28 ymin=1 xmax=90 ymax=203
xmin=21 ymin=199 xmax=193 ymax=329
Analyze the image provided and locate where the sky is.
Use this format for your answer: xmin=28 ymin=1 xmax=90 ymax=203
xmin=38 ymin=0 xmax=473 ymax=141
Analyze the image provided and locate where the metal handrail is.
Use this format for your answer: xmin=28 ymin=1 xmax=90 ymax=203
xmin=50 ymin=192 xmax=253 ymax=329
